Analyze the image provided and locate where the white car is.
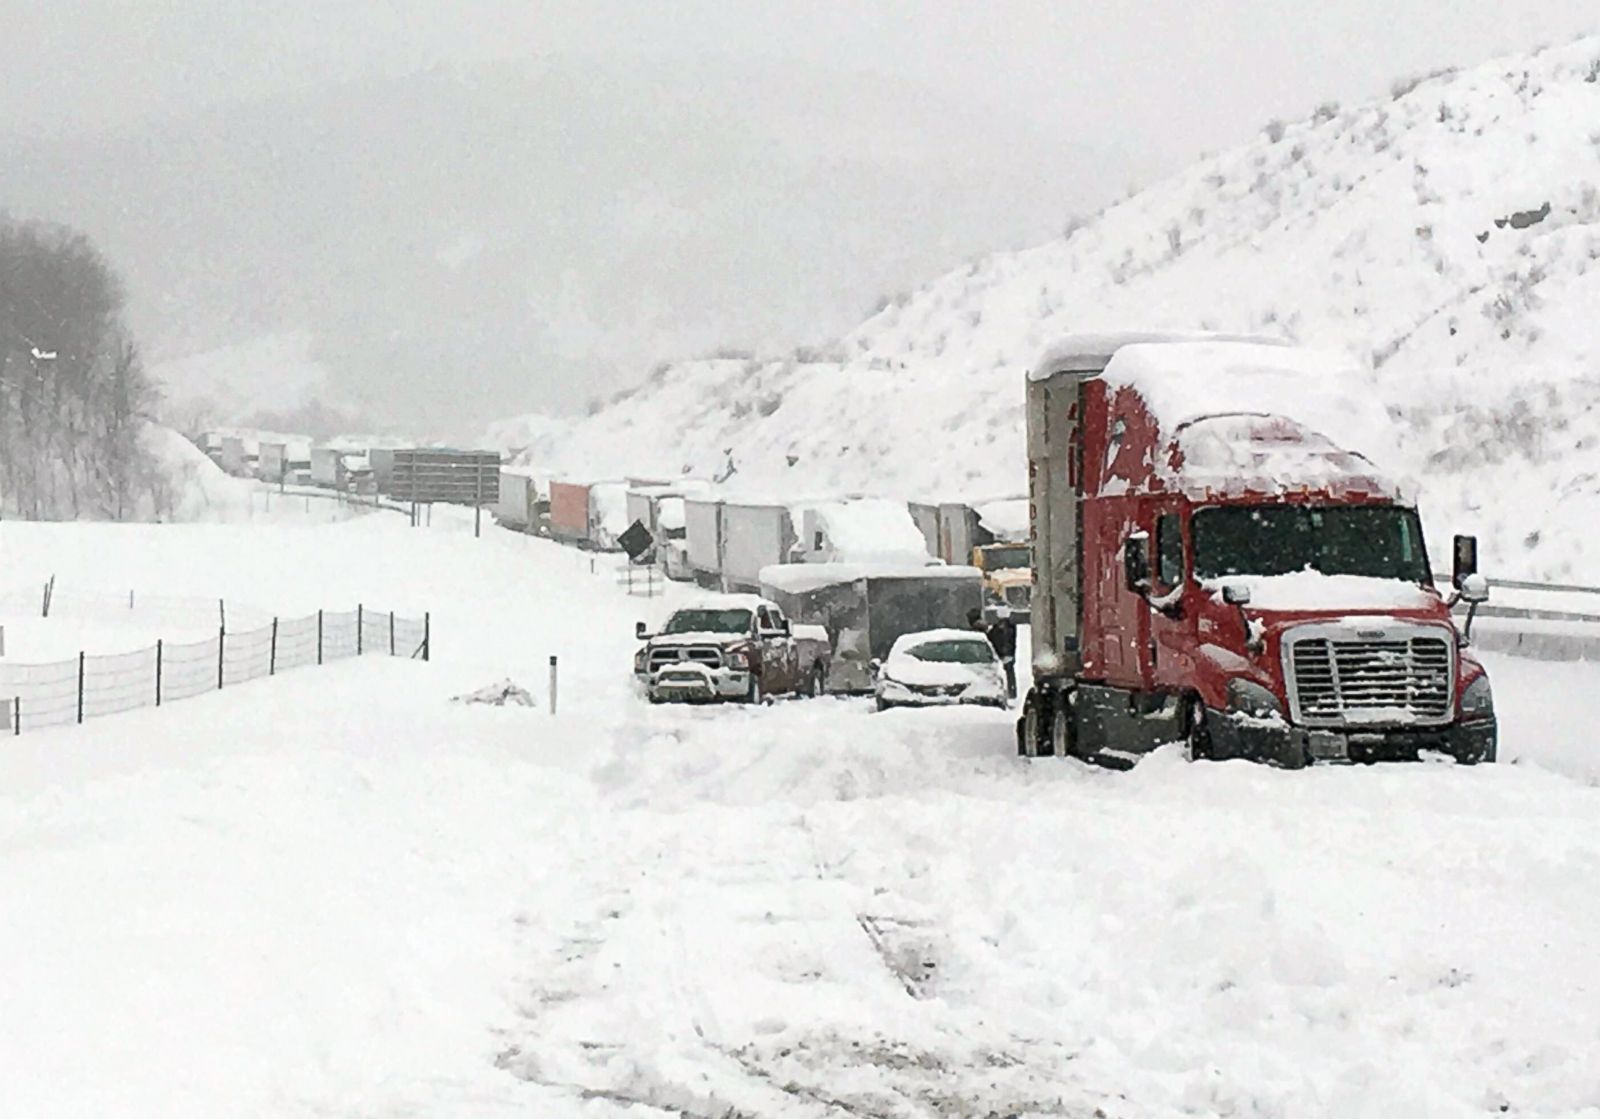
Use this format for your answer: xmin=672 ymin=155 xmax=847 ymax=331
xmin=874 ymin=629 xmax=1008 ymax=711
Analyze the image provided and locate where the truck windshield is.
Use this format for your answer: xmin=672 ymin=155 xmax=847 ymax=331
xmin=1192 ymin=505 xmax=1430 ymax=583
xmin=662 ymin=608 xmax=752 ymax=634
xmin=980 ymin=545 xmax=1030 ymax=570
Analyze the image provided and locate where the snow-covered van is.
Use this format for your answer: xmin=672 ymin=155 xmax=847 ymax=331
xmin=1018 ymin=334 xmax=1496 ymax=767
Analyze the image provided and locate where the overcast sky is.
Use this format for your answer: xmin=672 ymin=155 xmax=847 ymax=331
xmin=3 ymin=2 xmax=1596 ymax=434
xmin=6 ymin=0 xmax=1596 ymax=162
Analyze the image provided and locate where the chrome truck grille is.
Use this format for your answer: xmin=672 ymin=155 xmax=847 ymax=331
xmin=648 ymin=646 xmax=723 ymax=672
xmin=1283 ymin=623 xmax=1454 ymax=727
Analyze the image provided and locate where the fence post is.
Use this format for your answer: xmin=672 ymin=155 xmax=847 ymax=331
xmin=129 ymin=589 xmax=135 ymax=610
xmin=12 ymin=696 xmax=18 ymax=736
xmin=77 ymin=651 xmax=85 ymax=724
xmin=389 ymin=612 xmax=395 ymax=656
xmin=317 ymin=610 xmax=324 ymax=665
xmin=549 ymin=655 xmax=558 ymax=716
xmin=423 ymin=612 xmax=430 ymax=661
xmin=219 ymin=598 xmax=226 ymax=633
xmin=357 ymin=605 xmax=364 ymax=655
xmin=217 ymin=627 xmax=225 ymax=690
xmin=270 ymin=618 xmax=279 ymax=675
xmin=155 ymin=640 xmax=163 ymax=707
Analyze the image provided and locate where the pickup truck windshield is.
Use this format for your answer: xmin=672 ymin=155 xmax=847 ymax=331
xmin=662 ymin=608 xmax=752 ymax=635
xmin=1192 ymin=504 xmax=1430 ymax=583
xmin=906 ymin=639 xmax=996 ymax=664
xmin=980 ymin=545 xmax=1030 ymax=570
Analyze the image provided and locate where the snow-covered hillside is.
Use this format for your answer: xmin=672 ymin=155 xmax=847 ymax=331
xmin=507 ymin=36 xmax=1600 ymax=580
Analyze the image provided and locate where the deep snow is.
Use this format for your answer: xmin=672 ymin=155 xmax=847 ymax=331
xmin=1 ymin=514 xmax=1598 ymax=1116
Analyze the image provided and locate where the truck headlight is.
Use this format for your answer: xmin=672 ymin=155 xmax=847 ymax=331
xmin=1460 ymin=673 xmax=1494 ymax=719
xmin=1226 ymin=678 xmax=1282 ymax=718
xmin=633 ymin=649 xmax=648 ymax=674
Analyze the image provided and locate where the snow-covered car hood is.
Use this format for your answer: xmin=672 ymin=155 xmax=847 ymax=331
xmin=881 ymin=654 xmax=1001 ymax=688
xmin=646 ymin=631 xmax=749 ymax=648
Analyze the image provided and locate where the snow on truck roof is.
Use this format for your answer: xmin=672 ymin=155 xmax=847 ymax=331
xmin=1029 ymin=332 xmax=1287 ymax=379
xmin=1034 ymin=337 xmax=1403 ymax=498
xmin=759 ymin=562 xmax=981 ymax=595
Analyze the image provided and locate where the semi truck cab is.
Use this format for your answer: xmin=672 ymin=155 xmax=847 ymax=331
xmin=1018 ymin=334 xmax=1496 ymax=767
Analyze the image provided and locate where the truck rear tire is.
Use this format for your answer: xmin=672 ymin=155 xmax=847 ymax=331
xmin=805 ymin=663 xmax=827 ymax=698
xmin=1018 ymin=689 xmax=1059 ymax=758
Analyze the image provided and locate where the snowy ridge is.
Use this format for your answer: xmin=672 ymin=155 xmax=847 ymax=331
xmin=503 ymin=37 xmax=1600 ymax=579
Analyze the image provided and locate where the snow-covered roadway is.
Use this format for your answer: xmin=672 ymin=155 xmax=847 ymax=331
xmin=1 ymin=514 xmax=1597 ymax=1117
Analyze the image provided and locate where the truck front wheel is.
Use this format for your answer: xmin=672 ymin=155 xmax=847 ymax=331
xmin=1184 ymin=697 xmax=1214 ymax=761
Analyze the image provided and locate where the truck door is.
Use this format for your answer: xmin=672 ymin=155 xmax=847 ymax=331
xmin=1148 ymin=506 xmax=1197 ymax=693
xmin=756 ymin=606 xmax=796 ymax=691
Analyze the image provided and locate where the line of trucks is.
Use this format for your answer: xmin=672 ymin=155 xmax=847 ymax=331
xmin=495 ymin=474 xmax=1035 ymax=609
xmin=541 ymin=332 xmax=1500 ymax=768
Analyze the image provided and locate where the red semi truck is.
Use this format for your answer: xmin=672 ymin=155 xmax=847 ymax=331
xmin=1018 ymin=334 xmax=1496 ymax=767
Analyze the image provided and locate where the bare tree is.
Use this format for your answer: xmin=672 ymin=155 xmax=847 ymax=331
xmin=0 ymin=217 xmax=160 ymax=521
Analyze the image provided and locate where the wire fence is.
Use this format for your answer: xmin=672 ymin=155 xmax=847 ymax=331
xmin=0 ymin=605 xmax=429 ymax=734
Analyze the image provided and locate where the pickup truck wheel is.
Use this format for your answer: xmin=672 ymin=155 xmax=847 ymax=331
xmin=805 ymin=663 xmax=826 ymax=698
xmin=1184 ymin=697 xmax=1214 ymax=761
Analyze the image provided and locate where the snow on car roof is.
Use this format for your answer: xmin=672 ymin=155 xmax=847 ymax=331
xmin=670 ymin=594 xmax=771 ymax=612
xmin=1029 ymin=331 xmax=1286 ymax=380
xmin=759 ymin=562 xmax=980 ymax=595
xmin=889 ymin=628 xmax=991 ymax=653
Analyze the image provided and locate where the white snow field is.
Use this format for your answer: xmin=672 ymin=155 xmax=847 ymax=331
xmin=1 ymin=514 xmax=1599 ymax=1117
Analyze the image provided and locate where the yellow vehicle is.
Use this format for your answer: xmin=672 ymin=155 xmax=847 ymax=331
xmin=971 ymin=541 xmax=1032 ymax=617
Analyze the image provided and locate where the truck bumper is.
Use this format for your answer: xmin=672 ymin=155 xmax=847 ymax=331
xmin=1209 ymin=711 xmax=1497 ymax=767
xmin=644 ymin=665 xmax=752 ymax=703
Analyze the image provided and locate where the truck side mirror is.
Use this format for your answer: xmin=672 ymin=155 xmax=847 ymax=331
xmin=635 ymin=621 xmax=647 ymax=640
xmin=1459 ymin=572 xmax=1489 ymax=605
xmin=1452 ymin=534 xmax=1478 ymax=588
xmin=1123 ymin=532 xmax=1151 ymax=594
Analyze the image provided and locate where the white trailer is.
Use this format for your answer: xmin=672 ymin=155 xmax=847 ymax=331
xmin=720 ymin=502 xmax=797 ymax=593
xmin=220 ymin=436 xmax=248 ymax=476
xmin=257 ymin=442 xmax=287 ymax=483
xmin=309 ymin=447 xmax=345 ymax=489
xmin=496 ymin=473 xmax=537 ymax=531
xmin=683 ymin=498 xmax=723 ymax=584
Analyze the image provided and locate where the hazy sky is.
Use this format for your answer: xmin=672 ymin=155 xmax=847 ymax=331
xmin=3 ymin=2 xmax=1596 ymax=434
xmin=6 ymin=1 xmax=1596 ymax=160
